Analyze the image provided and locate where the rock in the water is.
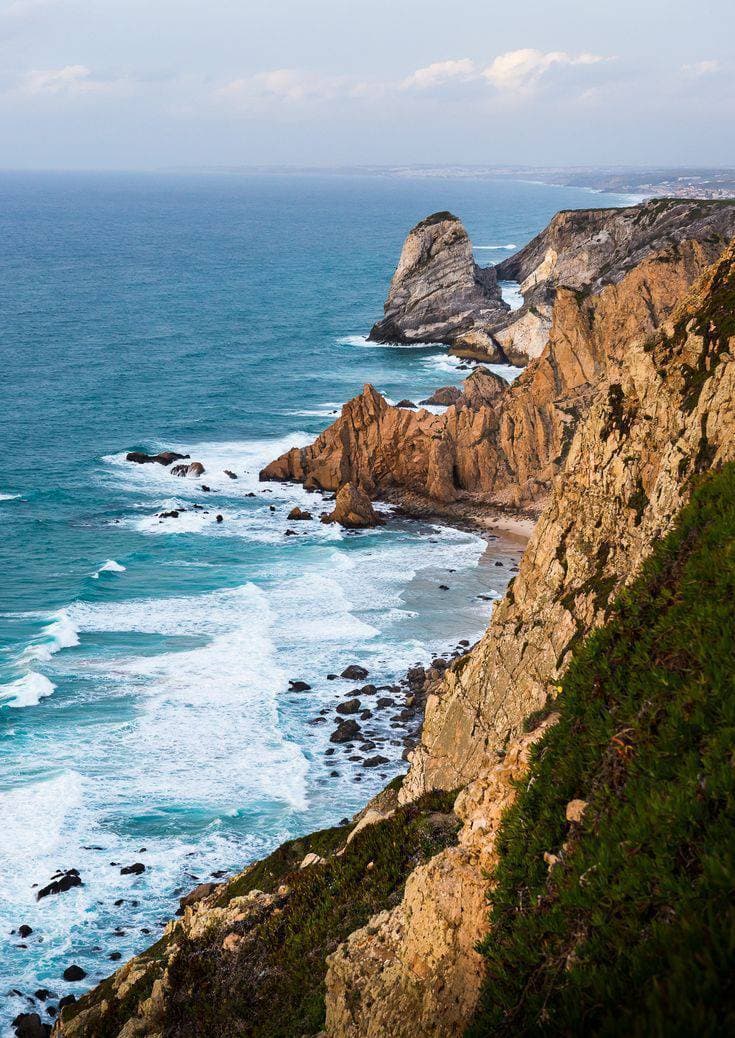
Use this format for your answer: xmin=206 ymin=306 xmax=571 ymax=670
xmin=62 ymin=965 xmax=86 ymax=982
xmin=287 ymin=507 xmax=312 ymax=520
xmin=224 ymin=470 xmax=238 ymax=479
xmin=288 ymin=680 xmax=312 ymax=692
xmin=330 ymin=719 xmax=360 ymax=744
xmin=321 ymin=483 xmax=383 ymax=529
xmin=362 ymin=755 xmax=390 ymax=768
xmin=170 ymin=461 xmax=205 ymax=478
xmin=120 ymin=863 xmax=145 ymax=876
xmin=126 ymin=451 xmax=188 ymax=466
xmin=18 ymin=925 xmax=33 ymax=938
xmin=395 ymin=399 xmax=417 ymax=409
xmin=37 ymin=870 xmax=82 ymax=900
xmin=368 ymin=212 xmax=507 ymax=356
xmin=11 ymin=1012 xmax=50 ymax=1038
xmin=336 ymin=698 xmax=360 ymax=715
xmin=419 ymin=385 xmax=462 ymax=406
xmin=57 ymin=996 xmax=76 ymax=1011
xmin=341 ymin=665 xmax=368 ymax=680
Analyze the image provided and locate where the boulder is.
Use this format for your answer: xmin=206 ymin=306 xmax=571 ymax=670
xmin=120 ymin=863 xmax=145 ymax=876
xmin=288 ymin=680 xmax=312 ymax=692
xmin=287 ymin=507 xmax=312 ymax=520
xmin=336 ymin=698 xmax=360 ymax=715
xmin=62 ymin=965 xmax=86 ymax=982
xmin=321 ymin=483 xmax=384 ymax=529
xmin=11 ymin=1013 xmax=50 ymax=1038
xmin=341 ymin=665 xmax=368 ymax=680
xmin=37 ymin=870 xmax=82 ymax=900
xmin=170 ymin=461 xmax=205 ymax=478
xmin=330 ymin=719 xmax=361 ymax=744
xmin=420 ymin=385 xmax=462 ymax=407
xmin=395 ymin=399 xmax=417 ymax=409
xmin=126 ymin=451 xmax=188 ymax=466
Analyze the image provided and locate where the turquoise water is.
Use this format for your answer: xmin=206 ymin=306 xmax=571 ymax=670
xmin=0 ymin=172 xmax=630 ymax=1030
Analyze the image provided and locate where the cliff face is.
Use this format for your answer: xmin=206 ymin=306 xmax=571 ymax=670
xmin=367 ymin=212 xmax=508 ymax=357
xmin=262 ymin=238 xmax=722 ymax=512
xmin=51 ymin=230 xmax=735 ymax=1038
xmin=403 ymin=236 xmax=735 ymax=798
xmin=370 ymin=199 xmax=735 ymax=365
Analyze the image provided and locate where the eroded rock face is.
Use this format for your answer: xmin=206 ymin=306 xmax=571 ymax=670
xmin=370 ymin=200 xmax=735 ymax=365
xmin=368 ymin=212 xmax=508 ymax=356
xmin=403 ymin=236 xmax=735 ymax=800
xmin=324 ymin=721 xmax=555 ymax=1038
xmin=321 ymin=482 xmax=384 ymax=528
xmin=261 ymin=240 xmax=721 ymax=512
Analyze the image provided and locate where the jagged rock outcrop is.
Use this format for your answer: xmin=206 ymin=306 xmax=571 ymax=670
xmin=324 ymin=718 xmax=556 ymax=1038
xmin=51 ymin=230 xmax=735 ymax=1038
xmin=369 ymin=199 xmax=735 ymax=365
xmin=262 ymin=238 xmax=723 ymax=512
xmin=321 ymin=482 xmax=384 ymax=528
xmin=493 ymin=197 xmax=735 ymax=363
xmin=368 ymin=212 xmax=508 ymax=358
xmin=403 ymin=235 xmax=735 ymax=800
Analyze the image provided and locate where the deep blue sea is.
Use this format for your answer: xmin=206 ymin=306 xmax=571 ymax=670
xmin=0 ymin=171 xmax=631 ymax=1031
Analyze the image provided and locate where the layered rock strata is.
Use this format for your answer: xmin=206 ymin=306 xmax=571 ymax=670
xmin=367 ymin=212 xmax=508 ymax=358
xmin=262 ymin=239 xmax=723 ymax=512
xmin=370 ymin=199 xmax=735 ymax=365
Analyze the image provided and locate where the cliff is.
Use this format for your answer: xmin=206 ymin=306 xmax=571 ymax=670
xmin=370 ymin=199 xmax=735 ymax=365
xmin=367 ymin=211 xmax=509 ymax=358
xmin=51 ymin=233 xmax=735 ymax=1038
xmin=261 ymin=237 xmax=723 ymax=513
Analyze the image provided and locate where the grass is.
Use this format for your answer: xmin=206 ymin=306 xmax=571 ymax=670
xmin=467 ymin=463 xmax=735 ymax=1037
xmin=162 ymin=790 xmax=459 ymax=1037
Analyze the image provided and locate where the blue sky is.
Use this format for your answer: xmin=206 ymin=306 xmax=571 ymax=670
xmin=0 ymin=0 xmax=733 ymax=169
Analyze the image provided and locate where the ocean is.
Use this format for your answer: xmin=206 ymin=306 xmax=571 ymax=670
xmin=0 ymin=170 xmax=631 ymax=1031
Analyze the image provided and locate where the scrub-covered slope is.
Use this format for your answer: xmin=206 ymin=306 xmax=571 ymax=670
xmin=470 ymin=463 xmax=735 ymax=1036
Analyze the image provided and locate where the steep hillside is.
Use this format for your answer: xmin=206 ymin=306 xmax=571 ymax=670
xmin=51 ymin=230 xmax=735 ymax=1038
xmin=470 ymin=463 xmax=735 ymax=1036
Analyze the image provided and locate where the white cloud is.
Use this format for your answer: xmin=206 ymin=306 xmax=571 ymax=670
xmin=402 ymin=58 xmax=476 ymax=90
xmin=482 ymin=49 xmax=607 ymax=92
xmin=18 ymin=64 xmax=132 ymax=97
xmin=681 ymin=59 xmax=720 ymax=77
xmin=218 ymin=68 xmax=352 ymax=106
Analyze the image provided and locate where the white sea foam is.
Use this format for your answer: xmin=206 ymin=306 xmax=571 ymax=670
xmin=0 ymin=492 xmax=20 ymax=501
xmin=92 ymin=559 xmax=126 ymax=578
xmin=337 ymin=334 xmax=436 ymax=350
xmin=20 ymin=609 xmax=80 ymax=663
xmin=0 ymin=671 xmax=56 ymax=708
xmin=499 ymin=280 xmax=524 ymax=311
xmin=473 ymin=243 xmax=517 ymax=250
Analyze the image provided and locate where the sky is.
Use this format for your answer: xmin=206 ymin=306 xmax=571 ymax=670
xmin=0 ymin=0 xmax=733 ymax=170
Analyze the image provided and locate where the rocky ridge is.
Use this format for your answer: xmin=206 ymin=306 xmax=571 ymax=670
xmin=50 ymin=226 xmax=735 ymax=1038
xmin=261 ymin=236 xmax=724 ymax=513
xmin=370 ymin=199 xmax=735 ymax=365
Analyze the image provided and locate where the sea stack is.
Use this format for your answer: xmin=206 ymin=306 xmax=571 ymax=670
xmin=368 ymin=212 xmax=508 ymax=357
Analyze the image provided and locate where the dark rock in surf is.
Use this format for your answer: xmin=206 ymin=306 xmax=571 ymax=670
xmin=62 ymin=965 xmax=86 ymax=982
xmin=120 ymin=863 xmax=145 ymax=876
xmin=37 ymin=870 xmax=82 ymax=901
xmin=341 ymin=665 xmax=368 ymax=681
xmin=330 ymin=719 xmax=361 ymax=744
xmin=126 ymin=451 xmax=188 ymax=466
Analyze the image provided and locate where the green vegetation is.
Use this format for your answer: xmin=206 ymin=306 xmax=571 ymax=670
xmin=468 ymin=464 xmax=735 ymax=1037
xmin=164 ymin=790 xmax=459 ymax=1037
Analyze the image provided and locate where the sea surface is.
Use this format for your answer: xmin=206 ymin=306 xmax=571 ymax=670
xmin=0 ymin=171 xmax=631 ymax=1031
